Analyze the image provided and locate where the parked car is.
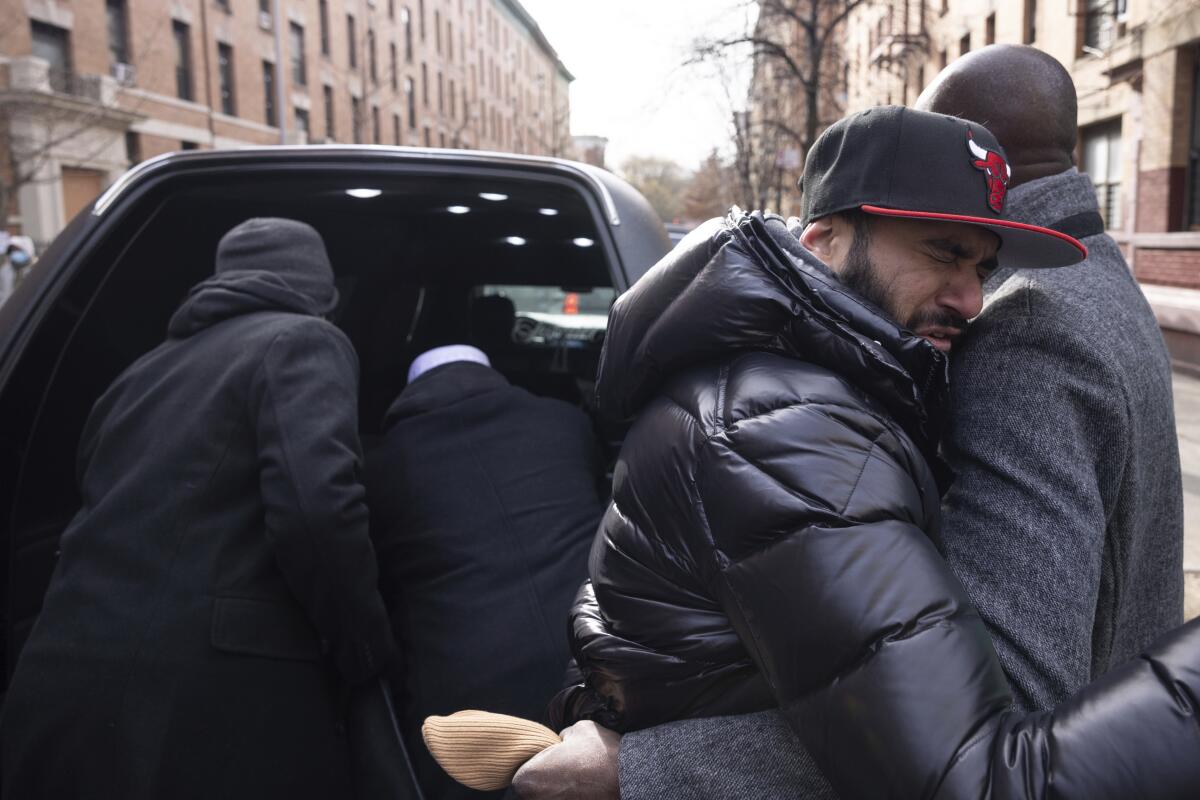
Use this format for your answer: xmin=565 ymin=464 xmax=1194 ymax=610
xmin=0 ymin=145 xmax=672 ymax=798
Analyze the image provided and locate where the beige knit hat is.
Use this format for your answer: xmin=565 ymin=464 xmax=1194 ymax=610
xmin=422 ymin=710 xmax=562 ymax=791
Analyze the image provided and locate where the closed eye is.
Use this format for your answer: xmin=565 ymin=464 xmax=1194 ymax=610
xmin=924 ymin=246 xmax=957 ymax=264
xmin=923 ymin=237 xmax=999 ymax=274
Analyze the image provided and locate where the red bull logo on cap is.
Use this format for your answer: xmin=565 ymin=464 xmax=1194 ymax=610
xmin=967 ymin=131 xmax=1011 ymax=214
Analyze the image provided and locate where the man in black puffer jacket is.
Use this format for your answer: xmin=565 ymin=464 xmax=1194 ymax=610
xmin=514 ymin=108 xmax=1200 ymax=799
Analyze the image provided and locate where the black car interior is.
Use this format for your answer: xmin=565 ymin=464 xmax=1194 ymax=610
xmin=0 ymin=169 xmax=620 ymax=688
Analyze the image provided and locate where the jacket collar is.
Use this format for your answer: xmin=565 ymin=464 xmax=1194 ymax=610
xmin=983 ymin=168 xmax=1101 ymax=296
xmin=734 ymin=211 xmax=949 ymax=459
xmin=1003 ymin=168 xmax=1097 ymax=229
xmin=383 ymin=361 xmax=509 ymax=429
xmin=597 ymin=209 xmax=949 ymax=460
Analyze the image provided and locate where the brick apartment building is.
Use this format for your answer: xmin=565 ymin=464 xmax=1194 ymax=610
xmin=840 ymin=0 xmax=1200 ymax=293
xmin=746 ymin=1 xmax=1200 ymax=290
xmin=0 ymin=0 xmax=573 ymax=249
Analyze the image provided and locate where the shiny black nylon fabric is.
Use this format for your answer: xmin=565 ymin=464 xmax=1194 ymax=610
xmin=594 ymin=211 xmax=950 ymax=469
xmin=575 ymin=208 xmax=947 ymax=730
xmin=574 ymin=211 xmax=1200 ymax=797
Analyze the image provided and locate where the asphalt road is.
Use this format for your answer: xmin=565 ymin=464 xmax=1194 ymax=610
xmin=1173 ymin=371 xmax=1200 ymax=621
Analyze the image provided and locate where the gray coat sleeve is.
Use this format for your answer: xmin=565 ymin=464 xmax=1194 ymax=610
xmin=940 ymin=303 xmax=1124 ymax=712
xmin=619 ymin=711 xmax=836 ymax=800
xmin=253 ymin=319 xmax=397 ymax=684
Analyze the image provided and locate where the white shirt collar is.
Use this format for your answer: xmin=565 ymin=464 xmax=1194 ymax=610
xmin=407 ymin=344 xmax=491 ymax=384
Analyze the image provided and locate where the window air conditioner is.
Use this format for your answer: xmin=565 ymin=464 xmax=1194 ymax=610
xmin=259 ymin=11 xmax=273 ymax=31
xmin=112 ymin=62 xmax=136 ymax=85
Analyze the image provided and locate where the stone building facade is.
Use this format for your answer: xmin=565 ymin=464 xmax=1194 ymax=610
xmin=840 ymin=0 xmax=1200 ymax=289
xmin=0 ymin=0 xmax=573 ymax=249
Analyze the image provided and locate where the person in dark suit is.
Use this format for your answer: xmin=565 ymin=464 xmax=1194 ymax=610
xmin=365 ymin=322 xmax=605 ymax=799
xmin=0 ymin=218 xmax=397 ymax=800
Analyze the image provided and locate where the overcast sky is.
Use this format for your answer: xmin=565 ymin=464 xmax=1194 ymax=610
xmin=517 ymin=0 xmax=753 ymax=173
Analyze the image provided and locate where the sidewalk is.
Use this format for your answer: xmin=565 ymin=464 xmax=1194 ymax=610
xmin=1172 ymin=371 xmax=1200 ymax=621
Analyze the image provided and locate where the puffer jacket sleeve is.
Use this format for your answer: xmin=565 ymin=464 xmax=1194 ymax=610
xmin=251 ymin=319 xmax=398 ymax=685
xmin=703 ymin=401 xmax=1200 ymax=799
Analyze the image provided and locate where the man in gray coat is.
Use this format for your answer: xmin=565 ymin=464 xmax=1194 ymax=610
xmin=512 ymin=45 xmax=1184 ymax=800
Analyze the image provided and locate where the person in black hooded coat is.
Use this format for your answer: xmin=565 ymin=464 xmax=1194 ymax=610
xmin=0 ymin=218 xmax=397 ymax=800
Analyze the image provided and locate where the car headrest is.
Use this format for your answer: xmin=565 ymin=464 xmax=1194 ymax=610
xmin=470 ymin=295 xmax=517 ymax=353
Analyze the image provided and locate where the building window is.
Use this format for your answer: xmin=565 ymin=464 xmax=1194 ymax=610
xmin=422 ymin=63 xmax=429 ymax=106
xmin=352 ymin=96 xmax=363 ymax=143
xmin=424 ymin=125 xmax=431 ymax=147
xmin=324 ymin=85 xmax=335 ymax=139
xmin=263 ymin=61 xmax=279 ymax=126
xmin=290 ymin=23 xmax=307 ymax=86
xmin=448 ymin=21 xmax=454 ymax=61
xmin=435 ymin=10 xmax=442 ymax=53
xmin=31 ymin=21 xmax=71 ymax=93
xmin=368 ymin=28 xmax=378 ymax=84
xmin=319 ymin=0 xmax=330 ymax=56
xmin=1082 ymin=119 xmax=1122 ymax=229
xmin=406 ymin=77 xmax=416 ymax=128
xmin=1024 ymin=0 xmax=1037 ymax=44
xmin=393 ymin=112 xmax=401 ymax=144
xmin=402 ymin=7 xmax=413 ymax=62
xmin=438 ymin=71 xmax=444 ymax=112
xmin=959 ymin=32 xmax=970 ymax=57
xmin=106 ymin=0 xmax=129 ymax=68
xmin=450 ymin=78 xmax=456 ymax=119
xmin=181 ymin=140 xmax=199 ymax=150
xmin=347 ymin=15 xmax=357 ymax=69
xmin=390 ymin=43 xmax=398 ymax=90
xmin=1188 ymin=55 xmax=1200 ymax=229
xmin=389 ymin=0 xmax=395 ymax=20
xmin=1083 ymin=0 xmax=1114 ymax=51
xmin=215 ymin=0 xmax=230 ymax=13
xmin=218 ymin=43 xmax=236 ymax=116
xmin=125 ymin=131 xmax=141 ymax=165
xmin=439 ymin=131 xmax=446 ymax=148
xmin=372 ymin=106 xmax=381 ymax=143
xmin=295 ymin=108 xmax=310 ymax=139
xmin=173 ymin=22 xmax=193 ymax=101
xmin=985 ymin=13 xmax=995 ymax=45
xmin=419 ymin=0 xmax=426 ymax=40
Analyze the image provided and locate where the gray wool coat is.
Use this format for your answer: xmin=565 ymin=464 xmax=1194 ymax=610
xmin=617 ymin=169 xmax=1185 ymax=800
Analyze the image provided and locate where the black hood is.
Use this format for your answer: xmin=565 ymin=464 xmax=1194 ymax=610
xmin=596 ymin=209 xmax=949 ymax=457
xmin=168 ymin=218 xmax=339 ymax=338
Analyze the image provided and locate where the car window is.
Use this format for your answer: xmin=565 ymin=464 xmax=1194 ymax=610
xmin=479 ymin=284 xmax=614 ymax=318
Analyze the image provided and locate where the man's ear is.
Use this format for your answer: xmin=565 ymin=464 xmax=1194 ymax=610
xmin=798 ymin=216 xmax=838 ymax=263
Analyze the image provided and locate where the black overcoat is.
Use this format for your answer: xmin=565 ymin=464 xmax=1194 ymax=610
xmin=365 ymin=361 xmax=604 ymax=799
xmin=1 ymin=219 xmax=396 ymax=800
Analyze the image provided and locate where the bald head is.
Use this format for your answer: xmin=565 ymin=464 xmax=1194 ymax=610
xmin=916 ymin=44 xmax=1076 ymax=187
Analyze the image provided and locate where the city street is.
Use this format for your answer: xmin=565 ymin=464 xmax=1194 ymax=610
xmin=1174 ymin=372 xmax=1200 ymax=621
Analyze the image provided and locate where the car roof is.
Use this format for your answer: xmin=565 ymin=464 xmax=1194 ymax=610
xmin=94 ymin=146 xmax=671 ymax=286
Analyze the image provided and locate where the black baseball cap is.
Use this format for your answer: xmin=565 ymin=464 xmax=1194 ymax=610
xmin=799 ymin=106 xmax=1086 ymax=269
